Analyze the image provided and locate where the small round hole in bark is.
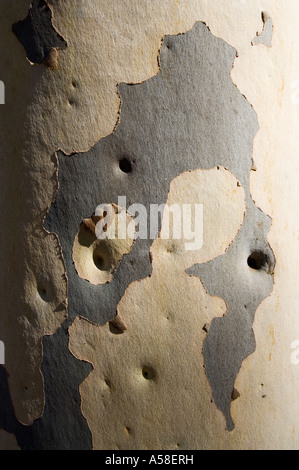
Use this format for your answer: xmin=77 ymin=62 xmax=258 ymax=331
xmin=93 ymin=248 xmax=111 ymax=272
xmin=142 ymin=366 xmax=156 ymax=381
xmin=37 ymin=285 xmax=48 ymax=301
xmin=247 ymin=251 xmax=269 ymax=271
xmin=119 ymin=157 xmax=132 ymax=173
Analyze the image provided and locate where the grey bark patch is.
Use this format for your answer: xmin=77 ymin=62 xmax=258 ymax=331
xmin=188 ymin=198 xmax=274 ymax=430
xmin=0 ymin=328 xmax=92 ymax=449
xmin=12 ymin=0 xmax=67 ymax=64
xmin=44 ymin=21 xmax=274 ymax=436
xmin=252 ymin=12 xmax=273 ymax=47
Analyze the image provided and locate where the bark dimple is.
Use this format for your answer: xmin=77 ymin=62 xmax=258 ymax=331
xmin=12 ymin=0 xmax=67 ymax=65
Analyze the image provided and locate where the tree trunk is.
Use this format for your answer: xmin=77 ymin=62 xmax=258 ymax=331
xmin=0 ymin=0 xmax=298 ymax=450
